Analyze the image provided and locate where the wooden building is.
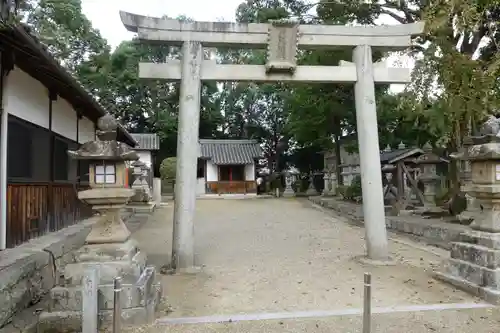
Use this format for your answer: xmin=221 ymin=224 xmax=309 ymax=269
xmin=0 ymin=24 xmax=136 ymax=249
xmin=197 ymin=139 xmax=262 ymax=195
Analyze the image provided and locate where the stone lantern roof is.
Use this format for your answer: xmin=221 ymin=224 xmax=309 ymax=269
xmin=68 ymin=114 xmax=139 ymax=161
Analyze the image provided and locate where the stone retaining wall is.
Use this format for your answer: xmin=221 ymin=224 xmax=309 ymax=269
xmin=309 ymin=196 xmax=469 ymax=249
xmin=0 ymin=211 xmax=139 ymax=331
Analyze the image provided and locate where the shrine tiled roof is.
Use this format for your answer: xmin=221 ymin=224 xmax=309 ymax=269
xmin=130 ymin=133 xmax=160 ymax=150
xmin=199 ymin=139 xmax=262 ymax=165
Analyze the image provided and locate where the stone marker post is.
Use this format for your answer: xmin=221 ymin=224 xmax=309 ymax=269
xmin=153 ymin=177 xmax=162 ymax=205
xmin=436 ymin=124 xmax=500 ymax=304
xmin=82 ymin=267 xmax=98 ymax=333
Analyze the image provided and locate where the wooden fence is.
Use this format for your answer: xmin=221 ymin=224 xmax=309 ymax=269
xmin=6 ymin=182 xmax=93 ymax=248
xmin=206 ymin=181 xmax=257 ymax=194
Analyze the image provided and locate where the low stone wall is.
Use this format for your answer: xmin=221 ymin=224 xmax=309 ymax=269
xmin=309 ymin=196 xmax=469 ymax=249
xmin=0 ymin=211 xmax=137 ymax=331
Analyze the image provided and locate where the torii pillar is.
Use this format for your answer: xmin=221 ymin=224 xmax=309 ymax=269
xmin=120 ymin=11 xmax=425 ymax=269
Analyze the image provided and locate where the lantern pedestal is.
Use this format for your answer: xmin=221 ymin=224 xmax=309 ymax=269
xmin=435 ymin=134 xmax=500 ymax=304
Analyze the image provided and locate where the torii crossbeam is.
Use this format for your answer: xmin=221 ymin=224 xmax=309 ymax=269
xmin=120 ymin=10 xmax=425 ymax=272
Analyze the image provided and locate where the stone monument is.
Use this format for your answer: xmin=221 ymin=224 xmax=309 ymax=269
xmin=435 ymin=118 xmax=500 ymax=304
xmin=39 ymin=115 xmax=162 ymax=330
xmin=128 ymin=159 xmax=155 ymax=212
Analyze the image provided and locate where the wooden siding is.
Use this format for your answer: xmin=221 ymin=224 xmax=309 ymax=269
xmin=206 ymin=181 xmax=257 ymax=194
xmin=6 ymin=182 xmax=93 ymax=248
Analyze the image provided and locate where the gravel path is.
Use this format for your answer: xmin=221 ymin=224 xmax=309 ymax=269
xmin=130 ymin=198 xmax=499 ymax=332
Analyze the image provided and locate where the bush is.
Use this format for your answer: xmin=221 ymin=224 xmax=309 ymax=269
xmin=337 ymin=175 xmax=362 ymax=202
xmin=349 ymin=175 xmax=362 ymax=198
xmin=159 ymin=157 xmax=177 ymax=182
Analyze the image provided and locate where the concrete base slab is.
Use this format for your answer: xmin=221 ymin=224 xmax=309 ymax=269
xmin=177 ymin=266 xmax=202 ymax=275
xmin=353 ymin=255 xmax=397 ymax=266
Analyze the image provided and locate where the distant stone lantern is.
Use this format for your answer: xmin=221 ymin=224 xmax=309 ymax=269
xmin=129 ymin=160 xmax=153 ymax=210
xmin=415 ymin=142 xmax=445 ymax=208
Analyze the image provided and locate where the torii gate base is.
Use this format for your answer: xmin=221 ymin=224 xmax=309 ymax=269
xmin=121 ymin=12 xmax=425 ymax=272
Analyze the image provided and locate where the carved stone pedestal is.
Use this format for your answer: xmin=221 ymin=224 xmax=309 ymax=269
xmin=435 ymin=133 xmax=500 ymax=304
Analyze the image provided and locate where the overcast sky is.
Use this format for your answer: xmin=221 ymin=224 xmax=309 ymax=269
xmin=82 ymin=0 xmax=243 ymax=49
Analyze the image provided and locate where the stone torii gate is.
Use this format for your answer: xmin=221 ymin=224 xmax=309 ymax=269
xmin=120 ymin=11 xmax=424 ymax=271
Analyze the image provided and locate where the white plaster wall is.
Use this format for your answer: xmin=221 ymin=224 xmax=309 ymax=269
xmin=5 ymin=67 xmax=49 ymax=129
xmin=52 ymin=97 xmax=77 ymax=141
xmin=245 ymin=164 xmax=255 ymax=181
xmin=137 ymin=151 xmax=152 ymax=167
xmin=78 ymin=116 xmax=95 ymax=143
xmin=196 ymin=178 xmax=206 ymax=195
xmin=206 ymin=160 xmax=218 ymax=181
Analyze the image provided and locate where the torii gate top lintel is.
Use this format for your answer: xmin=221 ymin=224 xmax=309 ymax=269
xmin=119 ymin=11 xmax=424 ymax=50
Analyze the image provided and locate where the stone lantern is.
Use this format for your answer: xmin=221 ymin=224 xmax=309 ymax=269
xmin=306 ymin=170 xmax=318 ymax=196
xmin=45 ymin=114 xmax=162 ymax=328
xmin=322 ymin=169 xmax=337 ymax=197
xmin=282 ymin=169 xmax=295 ymax=197
xmin=129 ymin=160 xmax=154 ymax=212
xmin=435 ymin=120 xmax=500 ymax=304
xmin=69 ymin=114 xmax=138 ymax=244
xmin=415 ymin=142 xmax=445 ymax=209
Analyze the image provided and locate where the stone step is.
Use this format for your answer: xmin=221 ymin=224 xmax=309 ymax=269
xmin=443 ymin=257 xmax=500 ymax=290
xmin=49 ymin=281 xmax=161 ymax=311
xmin=450 ymin=241 xmax=500 ymax=269
xmin=459 ymin=231 xmax=500 ymax=249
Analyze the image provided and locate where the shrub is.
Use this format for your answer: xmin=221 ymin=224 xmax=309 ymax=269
xmin=159 ymin=157 xmax=177 ymax=182
xmin=338 ymin=175 xmax=362 ymax=202
xmin=349 ymin=175 xmax=362 ymax=198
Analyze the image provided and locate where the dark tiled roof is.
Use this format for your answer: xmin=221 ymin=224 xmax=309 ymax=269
xmin=199 ymin=139 xmax=262 ymax=165
xmin=130 ymin=133 xmax=160 ymax=150
xmin=0 ymin=24 xmax=136 ymax=147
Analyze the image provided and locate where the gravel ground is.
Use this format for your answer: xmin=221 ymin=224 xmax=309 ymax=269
xmin=129 ymin=198 xmax=498 ymax=332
